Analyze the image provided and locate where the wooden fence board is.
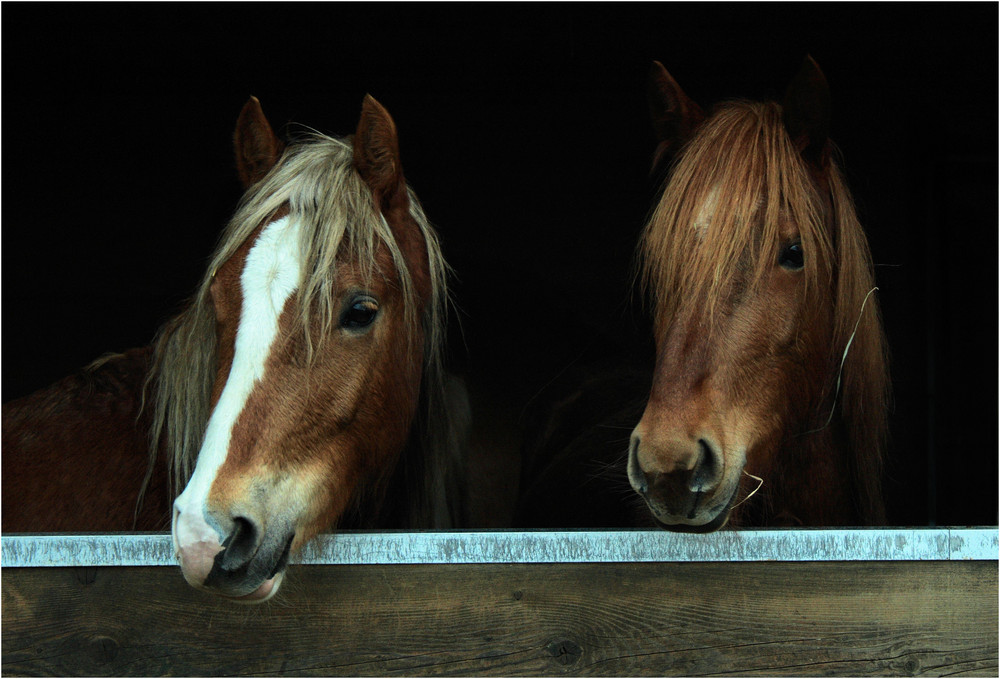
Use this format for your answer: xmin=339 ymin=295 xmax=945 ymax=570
xmin=3 ymin=560 xmax=996 ymax=676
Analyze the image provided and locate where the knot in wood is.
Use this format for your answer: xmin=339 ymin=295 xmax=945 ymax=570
xmin=547 ymin=639 xmax=583 ymax=666
xmin=89 ymin=636 xmax=119 ymax=664
xmin=75 ymin=567 xmax=98 ymax=586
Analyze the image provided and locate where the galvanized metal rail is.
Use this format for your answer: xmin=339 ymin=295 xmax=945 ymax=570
xmin=2 ymin=527 xmax=996 ymax=568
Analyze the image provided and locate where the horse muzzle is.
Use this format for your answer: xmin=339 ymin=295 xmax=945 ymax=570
xmin=627 ymin=431 xmax=741 ymax=532
xmin=173 ymin=507 xmax=294 ymax=601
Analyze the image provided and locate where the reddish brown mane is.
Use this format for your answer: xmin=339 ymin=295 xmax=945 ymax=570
xmin=641 ymin=102 xmax=834 ymax=334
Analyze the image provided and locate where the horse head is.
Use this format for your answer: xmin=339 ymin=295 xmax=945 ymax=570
xmin=168 ymin=95 xmax=443 ymax=600
xmin=630 ymin=58 xmax=887 ymax=530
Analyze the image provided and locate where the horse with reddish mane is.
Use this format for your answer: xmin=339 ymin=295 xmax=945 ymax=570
xmin=517 ymin=57 xmax=889 ymax=530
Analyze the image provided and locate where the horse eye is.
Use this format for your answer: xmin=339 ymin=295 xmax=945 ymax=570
xmin=779 ymin=242 xmax=804 ymax=271
xmin=340 ymin=297 xmax=379 ymax=329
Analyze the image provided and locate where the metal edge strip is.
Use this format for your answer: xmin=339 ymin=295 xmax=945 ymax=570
xmin=1 ymin=528 xmax=996 ymax=568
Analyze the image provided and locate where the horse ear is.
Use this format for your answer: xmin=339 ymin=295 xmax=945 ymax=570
xmin=354 ymin=96 xmax=430 ymax=299
xmin=353 ymin=94 xmax=409 ymax=215
xmin=234 ymin=97 xmax=284 ymax=188
xmin=648 ymin=61 xmax=705 ymax=172
xmin=782 ymin=55 xmax=832 ymax=170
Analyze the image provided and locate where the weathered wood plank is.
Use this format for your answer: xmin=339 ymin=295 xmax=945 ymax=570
xmin=3 ymin=560 xmax=996 ymax=676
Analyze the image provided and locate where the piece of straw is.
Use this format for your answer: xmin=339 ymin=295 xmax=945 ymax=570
xmin=805 ymin=286 xmax=879 ymax=435
xmin=732 ymin=470 xmax=764 ymax=509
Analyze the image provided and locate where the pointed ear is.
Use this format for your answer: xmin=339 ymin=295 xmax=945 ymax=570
xmin=782 ymin=55 xmax=832 ymax=170
xmin=648 ymin=61 xmax=705 ymax=172
xmin=353 ymin=94 xmax=409 ymax=215
xmin=353 ymin=95 xmax=429 ymax=300
xmin=234 ymin=97 xmax=284 ymax=188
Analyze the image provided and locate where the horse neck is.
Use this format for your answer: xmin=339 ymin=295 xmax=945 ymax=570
xmin=731 ymin=413 xmax=883 ymax=527
xmin=1 ymin=345 xmax=171 ymax=531
xmin=36 ymin=347 xmax=157 ymax=438
xmin=90 ymin=346 xmax=173 ymax=527
xmin=779 ymin=422 xmax=855 ymax=526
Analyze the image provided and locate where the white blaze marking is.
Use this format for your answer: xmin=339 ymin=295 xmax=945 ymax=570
xmin=693 ymin=186 xmax=720 ymax=238
xmin=173 ymin=216 xmax=302 ymax=547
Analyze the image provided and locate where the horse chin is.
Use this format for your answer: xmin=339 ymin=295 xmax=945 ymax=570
xmin=652 ymin=510 xmax=730 ymax=534
xmin=228 ymin=572 xmax=283 ymax=603
xmin=647 ymin=482 xmax=739 ymax=534
xmin=203 ymin=547 xmax=290 ymax=603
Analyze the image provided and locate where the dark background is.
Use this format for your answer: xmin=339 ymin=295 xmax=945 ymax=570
xmin=3 ymin=3 xmax=996 ymax=527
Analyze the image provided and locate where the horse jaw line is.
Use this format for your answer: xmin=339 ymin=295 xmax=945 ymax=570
xmin=173 ymin=215 xmax=303 ymax=547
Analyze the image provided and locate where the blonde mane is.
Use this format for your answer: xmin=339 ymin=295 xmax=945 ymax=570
xmin=143 ymin=132 xmax=451 ymax=516
xmin=639 ymin=100 xmax=889 ymax=522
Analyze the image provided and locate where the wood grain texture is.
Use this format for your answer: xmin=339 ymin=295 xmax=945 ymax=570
xmin=3 ymin=561 xmax=996 ymax=676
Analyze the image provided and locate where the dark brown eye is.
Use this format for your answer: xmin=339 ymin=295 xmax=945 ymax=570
xmin=779 ymin=242 xmax=804 ymax=270
xmin=340 ymin=297 xmax=379 ymax=329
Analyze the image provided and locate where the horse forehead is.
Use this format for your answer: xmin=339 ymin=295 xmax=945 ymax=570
xmin=214 ymin=215 xmax=304 ymax=401
xmin=691 ymin=186 xmax=763 ymax=238
xmin=692 ymin=186 xmax=722 ymax=237
xmin=212 ymin=216 xmax=298 ymax=328
xmin=242 ymin=216 xmax=302 ymax=293
xmin=690 ymin=186 xmax=799 ymax=239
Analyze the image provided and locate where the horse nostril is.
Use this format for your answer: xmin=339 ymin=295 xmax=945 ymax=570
xmin=628 ymin=435 xmax=649 ymax=495
xmin=690 ymin=438 xmax=722 ymax=492
xmin=218 ymin=516 xmax=260 ymax=572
